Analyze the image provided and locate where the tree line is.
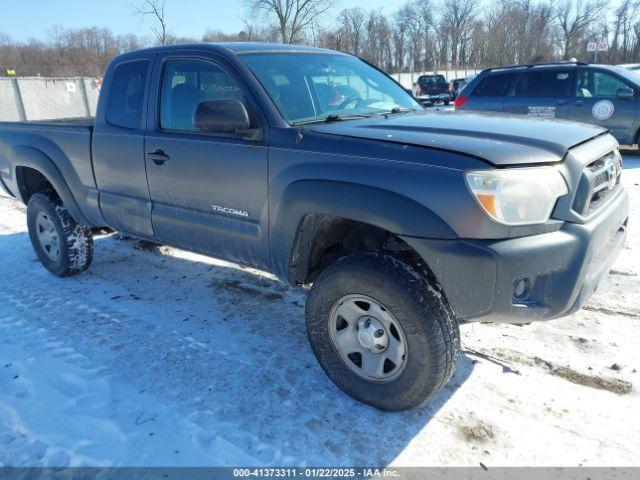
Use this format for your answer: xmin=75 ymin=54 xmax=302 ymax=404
xmin=1 ymin=0 xmax=640 ymax=78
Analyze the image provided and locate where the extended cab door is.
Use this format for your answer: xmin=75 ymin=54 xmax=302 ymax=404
xmin=144 ymin=53 xmax=269 ymax=268
xmin=569 ymin=68 xmax=638 ymax=144
xmin=93 ymin=55 xmax=155 ymax=237
xmin=503 ymin=69 xmax=573 ymax=120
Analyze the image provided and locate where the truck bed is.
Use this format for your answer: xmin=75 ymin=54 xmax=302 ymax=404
xmin=0 ymin=116 xmax=95 ymax=127
xmin=0 ymin=118 xmax=95 ymax=204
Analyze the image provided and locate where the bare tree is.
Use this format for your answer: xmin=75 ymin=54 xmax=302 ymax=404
xmin=440 ymin=0 xmax=480 ymax=67
xmin=136 ymin=0 xmax=169 ymax=46
xmin=393 ymin=6 xmax=411 ymax=72
xmin=337 ymin=7 xmax=366 ymax=56
xmin=245 ymin=0 xmax=336 ymax=44
xmin=554 ymin=0 xmax=606 ymax=59
xmin=608 ymin=0 xmax=640 ymax=63
xmin=414 ymin=1 xmax=435 ymax=71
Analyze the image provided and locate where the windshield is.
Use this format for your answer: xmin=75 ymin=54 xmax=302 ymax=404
xmin=240 ymin=52 xmax=422 ymax=124
xmin=616 ymin=66 xmax=640 ymax=86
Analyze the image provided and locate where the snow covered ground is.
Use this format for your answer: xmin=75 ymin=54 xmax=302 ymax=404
xmin=0 ymin=156 xmax=639 ymax=468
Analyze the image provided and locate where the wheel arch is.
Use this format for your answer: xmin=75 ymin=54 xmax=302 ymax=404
xmin=270 ymin=179 xmax=456 ymax=286
xmin=12 ymin=145 xmax=89 ymax=225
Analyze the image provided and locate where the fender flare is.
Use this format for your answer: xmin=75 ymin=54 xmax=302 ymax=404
xmin=269 ymin=180 xmax=457 ymax=283
xmin=12 ymin=145 xmax=89 ymax=225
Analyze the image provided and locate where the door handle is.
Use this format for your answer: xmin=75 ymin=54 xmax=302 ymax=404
xmin=575 ymin=100 xmax=584 ymax=107
xmin=557 ymin=100 xmax=567 ymax=105
xmin=146 ymin=149 xmax=170 ymax=165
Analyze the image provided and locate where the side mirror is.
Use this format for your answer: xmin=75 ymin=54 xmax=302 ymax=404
xmin=193 ymin=99 xmax=251 ymax=135
xmin=616 ymin=87 xmax=634 ymax=99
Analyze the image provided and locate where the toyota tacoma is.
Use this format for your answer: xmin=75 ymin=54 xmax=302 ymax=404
xmin=0 ymin=43 xmax=628 ymax=411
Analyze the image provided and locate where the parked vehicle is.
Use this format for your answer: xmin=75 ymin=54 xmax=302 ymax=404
xmin=456 ymin=61 xmax=640 ymax=146
xmin=0 ymin=45 xmax=628 ymax=411
xmin=456 ymin=74 xmax=476 ymax=96
xmin=448 ymin=78 xmax=466 ymax=99
xmin=618 ymin=63 xmax=640 ymax=71
xmin=413 ymin=74 xmax=451 ymax=105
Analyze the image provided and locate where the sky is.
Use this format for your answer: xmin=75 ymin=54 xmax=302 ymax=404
xmin=0 ymin=0 xmax=395 ymax=42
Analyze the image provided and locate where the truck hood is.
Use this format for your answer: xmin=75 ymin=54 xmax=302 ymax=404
xmin=308 ymin=111 xmax=608 ymax=166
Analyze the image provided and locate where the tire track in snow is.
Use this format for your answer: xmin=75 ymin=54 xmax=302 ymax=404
xmin=0 ymin=291 xmax=267 ymax=466
xmin=0 ymin=281 xmax=350 ymax=465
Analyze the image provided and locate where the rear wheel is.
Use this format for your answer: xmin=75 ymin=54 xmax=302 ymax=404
xmin=305 ymin=252 xmax=459 ymax=411
xmin=27 ymin=191 xmax=93 ymax=277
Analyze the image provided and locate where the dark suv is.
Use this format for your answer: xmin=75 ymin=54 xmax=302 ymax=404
xmin=456 ymin=61 xmax=640 ymax=146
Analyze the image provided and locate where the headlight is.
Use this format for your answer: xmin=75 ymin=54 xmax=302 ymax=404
xmin=465 ymin=167 xmax=568 ymax=226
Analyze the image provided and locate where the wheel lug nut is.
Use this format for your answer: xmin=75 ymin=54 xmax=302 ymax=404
xmin=375 ymin=344 xmax=384 ymax=350
xmin=365 ymin=319 xmax=371 ymax=328
xmin=374 ymin=329 xmax=384 ymax=338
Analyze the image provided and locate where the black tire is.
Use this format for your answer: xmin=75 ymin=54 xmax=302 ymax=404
xmin=305 ymin=252 xmax=459 ymax=411
xmin=27 ymin=191 xmax=93 ymax=277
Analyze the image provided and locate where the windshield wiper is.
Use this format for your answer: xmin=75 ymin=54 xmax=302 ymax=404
xmin=387 ymin=107 xmax=419 ymax=114
xmin=368 ymin=107 xmax=419 ymax=118
xmin=292 ymin=113 xmax=368 ymax=126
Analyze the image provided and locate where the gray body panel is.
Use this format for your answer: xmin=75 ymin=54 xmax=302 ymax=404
xmin=307 ymin=110 xmax=607 ymax=165
xmin=0 ymin=122 xmax=101 ymax=225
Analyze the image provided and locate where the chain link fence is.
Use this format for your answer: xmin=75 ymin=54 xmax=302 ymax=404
xmin=0 ymin=77 xmax=100 ymax=121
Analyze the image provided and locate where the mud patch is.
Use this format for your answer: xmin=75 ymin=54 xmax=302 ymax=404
xmin=458 ymin=419 xmax=495 ymax=443
xmin=582 ymin=304 xmax=640 ymax=319
xmin=537 ymin=359 xmax=633 ymax=395
xmin=477 ymin=348 xmax=633 ymax=395
xmin=131 ymin=239 xmax=167 ymax=253
xmin=114 ymin=235 xmax=174 ymax=255
xmin=568 ymin=335 xmax=598 ymax=353
xmin=609 ymin=268 xmax=637 ymax=277
xmin=211 ymin=279 xmax=284 ymax=301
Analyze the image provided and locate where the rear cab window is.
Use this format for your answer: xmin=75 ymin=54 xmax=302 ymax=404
xmin=106 ymin=60 xmax=149 ymax=129
xmin=470 ymin=74 xmax=515 ymax=97
xmin=514 ymin=70 xmax=573 ymax=97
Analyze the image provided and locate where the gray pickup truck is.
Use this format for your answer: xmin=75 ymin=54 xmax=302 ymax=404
xmin=0 ymin=43 xmax=629 ymax=411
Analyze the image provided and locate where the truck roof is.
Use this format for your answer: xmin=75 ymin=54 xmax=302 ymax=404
xmin=116 ymin=42 xmax=339 ymax=60
xmin=479 ymin=61 xmax=631 ymax=76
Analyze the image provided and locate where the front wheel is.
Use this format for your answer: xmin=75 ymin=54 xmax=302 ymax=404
xmin=27 ymin=191 xmax=93 ymax=277
xmin=305 ymin=252 xmax=459 ymax=411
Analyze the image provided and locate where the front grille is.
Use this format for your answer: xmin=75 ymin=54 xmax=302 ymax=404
xmin=572 ymin=149 xmax=623 ymax=216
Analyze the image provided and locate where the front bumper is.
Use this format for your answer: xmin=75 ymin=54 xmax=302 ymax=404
xmin=403 ymin=188 xmax=629 ymax=323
